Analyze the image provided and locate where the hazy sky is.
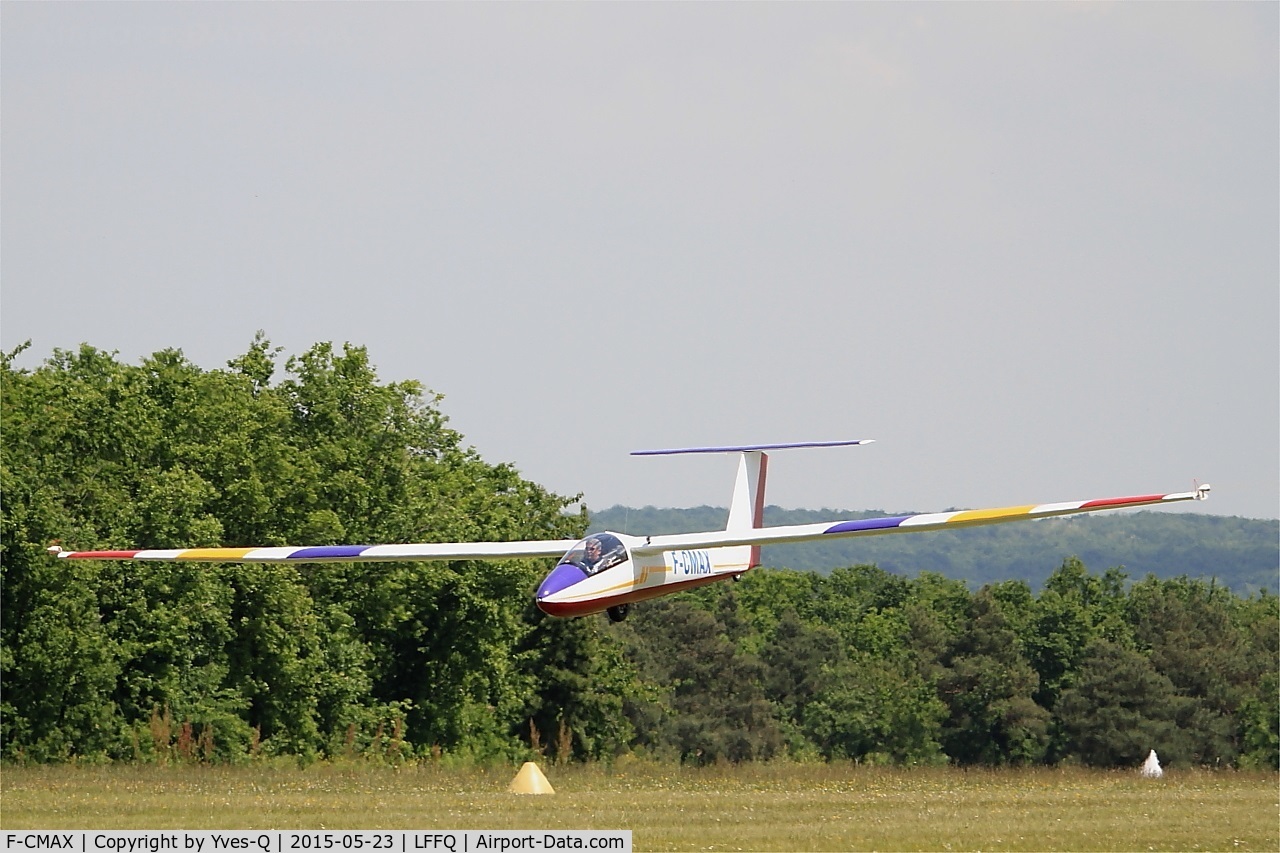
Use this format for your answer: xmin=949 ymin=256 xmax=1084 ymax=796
xmin=4 ymin=3 xmax=1277 ymax=521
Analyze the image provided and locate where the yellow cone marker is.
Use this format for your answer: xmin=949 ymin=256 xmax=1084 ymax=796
xmin=508 ymin=761 xmax=555 ymax=794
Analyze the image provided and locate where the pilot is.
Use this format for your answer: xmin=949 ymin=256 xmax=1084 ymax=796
xmin=583 ymin=536 xmax=625 ymax=575
xmin=584 ymin=537 xmax=604 ymax=570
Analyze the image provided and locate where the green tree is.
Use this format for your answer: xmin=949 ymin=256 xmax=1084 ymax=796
xmin=622 ymin=598 xmax=783 ymax=764
xmin=759 ymin=609 xmax=845 ymax=757
xmin=937 ymin=587 xmax=1050 ymax=765
xmin=805 ymin=653 xmax=946 ymax=765
xmin=808 ymin=565 xmax=911 ymax=646
xmin=2 ymin=339 xmax=584 ymax=762
xmin=761 ymin=610 xmax=844 ymax=717
xmin=1128 ymin=576 xmax=1250 ymax=765
xmin=1234 ymin=592 xmax=1279 ymax=769
xmin=735 ymin=569 xmax=823 ymax=635
xmin=518 ymin=606 xmax=636 ymax=762
xmin=1057 ymin=639 xmax=1185 ymax=767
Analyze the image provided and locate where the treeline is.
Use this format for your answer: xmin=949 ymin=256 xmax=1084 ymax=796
xmin=2 ymin=340 xmax=1276 ymax=769
xmin=2 ymin=338 xmax=584 ymax=763
xmin=589 ymin=506 xmax=1279 ymax=595
xmin=612 ymin=564 xmax=1277 ymax=769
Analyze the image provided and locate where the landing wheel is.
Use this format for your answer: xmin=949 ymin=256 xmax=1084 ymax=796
xmin=606 ymin=604 xmax=630 ymax=623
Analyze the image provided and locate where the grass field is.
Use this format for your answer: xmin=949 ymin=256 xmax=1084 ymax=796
xmin=1 ymin=762 xmax=1275 ymax=852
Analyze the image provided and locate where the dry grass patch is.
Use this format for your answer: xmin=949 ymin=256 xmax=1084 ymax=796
xmin=1 ymin=762 xmax=1275 ymax=852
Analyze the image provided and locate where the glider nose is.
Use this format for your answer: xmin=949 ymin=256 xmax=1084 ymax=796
xmin=536 ymin=563 xmax=588 ymax=610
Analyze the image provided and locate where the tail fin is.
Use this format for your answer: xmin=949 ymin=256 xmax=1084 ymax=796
xmin=726 ymin=451 xmax=769 ymax=567
xmin=632 ymin=440 xmax=873 ymax=571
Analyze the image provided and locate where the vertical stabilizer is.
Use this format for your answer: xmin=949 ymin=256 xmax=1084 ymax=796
xmin=630 ymin=440 xmax=871 ymax=572
xmin=726 ymin=451 xmax=768 ymax=567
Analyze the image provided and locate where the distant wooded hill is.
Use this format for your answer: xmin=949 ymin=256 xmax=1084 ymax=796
xmin=587 ymin=506 xmax=1278 ymax=595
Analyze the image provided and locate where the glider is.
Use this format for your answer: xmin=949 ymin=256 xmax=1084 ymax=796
xmin=49 ymin=440 xmax=1209 ymax=622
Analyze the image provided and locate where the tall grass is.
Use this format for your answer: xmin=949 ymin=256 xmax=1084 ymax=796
xmin=2 ymin=761 xmax=1275 ymax=852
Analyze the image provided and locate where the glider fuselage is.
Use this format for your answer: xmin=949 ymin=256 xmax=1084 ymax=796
xmin=534 ymin=533 xmax=750 ymax=618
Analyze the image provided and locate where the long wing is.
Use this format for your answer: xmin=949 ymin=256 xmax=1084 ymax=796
xmin=48 ymin=538 xmax=581 ymax=563
xmin=630 ymin=485 xmax=1210 ymax=555
xmin=47 ymin=485 xmax=1209 ymax=563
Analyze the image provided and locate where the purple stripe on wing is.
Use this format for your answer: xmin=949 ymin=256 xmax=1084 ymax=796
xmin=288 ymin=545 xmax=372 ymax=559
xmin=823 ymin=515 xmax=912 ymax=535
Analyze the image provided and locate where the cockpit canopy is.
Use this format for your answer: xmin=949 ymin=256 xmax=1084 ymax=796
xmin=559 ymin=532 xmax=629 ymax=576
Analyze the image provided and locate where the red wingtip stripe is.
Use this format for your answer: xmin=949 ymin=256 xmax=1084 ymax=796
xmin=1080 ymin=494 xmax=1167 ymax=510
xmin=65 ymin=550 xmax=142 ymax=559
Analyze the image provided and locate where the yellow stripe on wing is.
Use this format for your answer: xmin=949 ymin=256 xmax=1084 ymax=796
xmin=173 ymin=548 xmax=258 ymax=561
xmin=946 ymin=505 xmax=1037 ymax=525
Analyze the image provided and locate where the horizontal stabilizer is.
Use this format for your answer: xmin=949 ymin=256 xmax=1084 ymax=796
xmin=632 ymin=439 xmax=874 ymax=456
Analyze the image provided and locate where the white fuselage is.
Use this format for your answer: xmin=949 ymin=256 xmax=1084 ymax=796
xmin=535 ymin=533 xmax=751 ymax=617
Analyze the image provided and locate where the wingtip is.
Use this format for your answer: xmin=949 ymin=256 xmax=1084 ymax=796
xmin=46 ymin=545 xmax=64 ymax=556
